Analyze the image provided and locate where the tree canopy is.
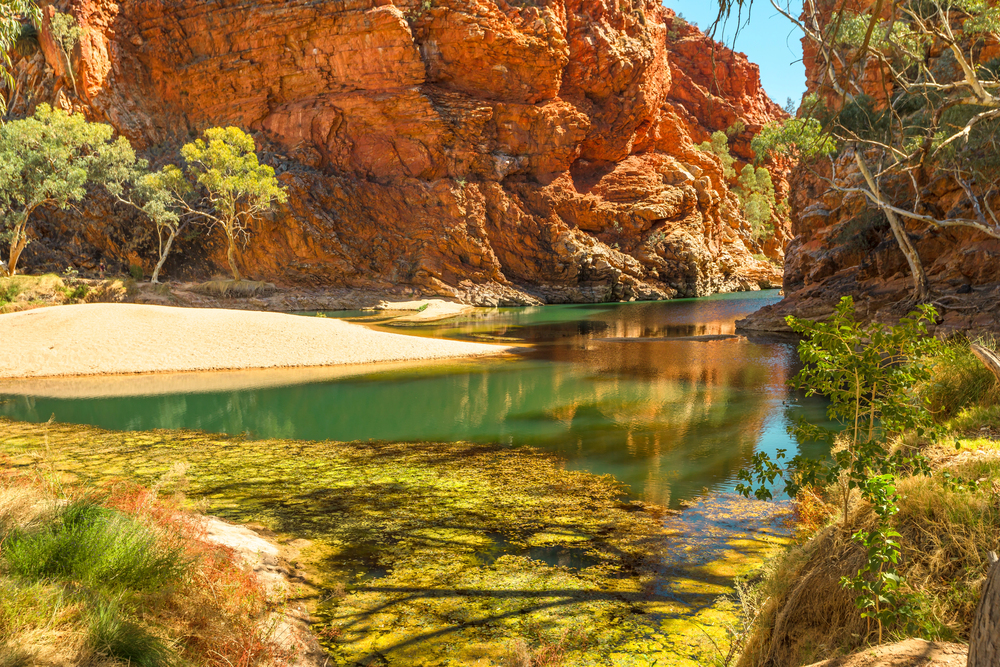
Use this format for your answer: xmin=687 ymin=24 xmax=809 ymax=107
xmin=0 ymin=0 xmax=39 ymax=116
xmin=0 ymin=104 xmax=137 ymax=275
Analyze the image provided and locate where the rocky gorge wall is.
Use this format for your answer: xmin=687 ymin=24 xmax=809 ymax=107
xmin=8 ymin=0 xmax=786 ymax=304
xmin=739 ymin=0 xmax=1000 ymax=333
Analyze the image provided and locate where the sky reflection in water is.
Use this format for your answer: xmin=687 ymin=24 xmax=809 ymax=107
xmin=0 ymin=290 xmax=828 ymax=508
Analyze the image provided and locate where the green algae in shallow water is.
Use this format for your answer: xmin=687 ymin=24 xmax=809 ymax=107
xmin=0 ymin=419 xmax=791 ymax=665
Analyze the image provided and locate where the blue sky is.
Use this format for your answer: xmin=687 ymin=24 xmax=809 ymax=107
xmin=663 ymin=1 xmax=805 ymax=109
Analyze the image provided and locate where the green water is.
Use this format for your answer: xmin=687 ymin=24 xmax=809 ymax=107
xmin=0 ymin=290 xmax=825 ymax=508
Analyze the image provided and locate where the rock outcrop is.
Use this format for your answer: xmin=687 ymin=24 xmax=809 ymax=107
xmin=9 ymin=0 xmax=787 ymax=304
xmin=739 ymin=0 xmax=1000 ymax=332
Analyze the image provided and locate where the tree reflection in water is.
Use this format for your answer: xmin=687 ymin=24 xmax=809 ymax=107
xmin=0 ymin=290 xmax=829 ymax=508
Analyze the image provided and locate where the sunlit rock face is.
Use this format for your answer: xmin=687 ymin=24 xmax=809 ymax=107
xmin=15 ymin=0 xmax=786 ymax=303
xmin=740 ymin=0 xmax=1000 ymax=332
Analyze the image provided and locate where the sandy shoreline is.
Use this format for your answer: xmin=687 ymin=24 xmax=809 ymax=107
xmin=0 ymin=303 xmax=515 ymax=379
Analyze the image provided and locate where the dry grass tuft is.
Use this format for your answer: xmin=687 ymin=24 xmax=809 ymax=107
xmin=737 ymin=449 xmax=1000 ymax=667
xmin=0 ymin=469 xmax=288 ymax=667
xmin=192 ymin=280 xmax=277 ymax=298
xmin=920 ymin=335 xmax=1000 ymax=422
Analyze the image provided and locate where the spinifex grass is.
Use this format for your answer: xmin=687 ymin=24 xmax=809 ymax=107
xmin=0 ymin=467 xmax=284 ymax=667
xmin=0 ymin=419 xmax=791 ymax=666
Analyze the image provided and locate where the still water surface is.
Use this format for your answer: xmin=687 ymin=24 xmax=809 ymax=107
xmin=0 ymin=290 xmax=825 ymax=507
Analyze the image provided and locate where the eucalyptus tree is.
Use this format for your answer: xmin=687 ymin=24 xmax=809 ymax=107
xmin=0 ymin=104 xmax=137 ymax=276
xmin=0 ymin=0 xmax=39 ymax=116
xmin=135 ymin=127 xmax=287 ymax=282
xmin=755 ymin=0 xmax=1000 ymax=303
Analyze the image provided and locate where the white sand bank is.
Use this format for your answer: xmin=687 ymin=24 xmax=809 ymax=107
xmin=0 ymin=303 xmax=514 ymax=379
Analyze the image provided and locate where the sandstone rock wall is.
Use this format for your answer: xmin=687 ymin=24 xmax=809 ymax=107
xmin=11 ymin=0 xmax=786 ymax=304
xmin=739 ymin=0 xmax=1000 ymax=333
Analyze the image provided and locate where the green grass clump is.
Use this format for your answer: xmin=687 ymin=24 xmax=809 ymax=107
xmin=4 ymin=500 xmax=186 ymax=595
xmin=0 ymin=280 xmax=22 ymax=305
xmin=87 ymin=600 xmax=172 ymax=667
xmin=920 ymin=335 xmax=1000 ymax=421
xmin=0 ymin=471 xmax=282 ymax=667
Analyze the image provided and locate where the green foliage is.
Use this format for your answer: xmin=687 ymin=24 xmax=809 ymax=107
xmin=181 ymin=127 xmax=286 ymax=225
xmin=0 ymin=1 xmax=40 ymax=115
xmin=736 ymin=297 xmax=941 ymax=639
xmin=62 ymin=283 xmax=89 ymax=301
xmin=734 ymin=164 xmax=777 ymax=239
xmin=698 ymin=130 xmax=737 ymax=178
xmin=49 ymin=11 xmax=81 ymax=96
xmin=4 ymin=500 xmax=187 ymax=595
xmin=948 ymin=0 xmax=1000 ymax=34
xmin=838 ymin=474 xmax=907 ymax=641
xmin=177 ymin=127 xmax=287 ymax=281
xmin=726 ymin=120 xmax=746 ymax=138
xmin=752 ymin=115 xmax=838 ymax=162
xmin=828 ymin=10 xmax=930 ymax=66
xmin=0 ymin=104 xmax=138 ymax=275
xmin=0 ymin=277 xmax=19 ymax=304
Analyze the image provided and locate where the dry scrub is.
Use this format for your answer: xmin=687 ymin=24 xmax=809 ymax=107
xmin=0 ymin=468 xmax=289 ymax=666
xmin=0 ymin=274 xmax=127 ymax=313
xmin=736 ymin=336 xmax=1000 ymax=667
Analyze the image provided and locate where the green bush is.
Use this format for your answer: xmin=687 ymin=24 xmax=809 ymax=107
xmin=0 ymin=280 xmax=21 ymax=305
xmin=697 ymin=130 xmax=736 ymax=178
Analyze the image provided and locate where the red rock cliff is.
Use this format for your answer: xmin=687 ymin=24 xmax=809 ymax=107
xmin=738 ymin=0 xmax=1000 ymax=333
xmin=11 ymin=0 xmax=787 ymax=304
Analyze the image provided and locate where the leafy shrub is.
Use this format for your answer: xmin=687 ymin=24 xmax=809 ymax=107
xmin=734 ymin=164 xmax=777 ymax=239
xmin=0 ymin=280 xmax=21 ymax=305
xmin=737 ymin=297 xmax=940 ymax=642
xmin=62 ymin=284 xmax=89 ymax=302
xmin=698 ymin=131 xmax=736 ymax=178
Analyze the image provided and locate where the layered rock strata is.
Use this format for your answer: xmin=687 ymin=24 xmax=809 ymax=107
xmin=10 ymin=0 xmax=786 ymax=304
xmin=740 ymin=0 xmax=1000 ymax=332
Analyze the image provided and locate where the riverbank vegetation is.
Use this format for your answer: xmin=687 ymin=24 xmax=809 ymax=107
xmin=0 ymin=272 xmax=128 ymax=313
xmin=726 ymin=301 xmax=1000 ymax=666
xmin=0 ymin=466 xmax=286 ymax=666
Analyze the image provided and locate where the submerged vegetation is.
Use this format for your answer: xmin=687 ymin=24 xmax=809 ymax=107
xmin=0 ymin=420 xmax=792 ymax=666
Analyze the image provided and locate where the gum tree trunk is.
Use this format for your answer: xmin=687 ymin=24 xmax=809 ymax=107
xmin=7 ymin=224 xmax=29 ymax=277
xmin=969 ymin=551 xmax=1000 ymax=666
xmin=855 ymin=152 xmax=931 ymax=302
xmin=151 ymin=227 xmax=179 ymax=284
xmin=971 ymin=344 xmax=1000 ymax=384
xmin=225 ymin=226 xmax=241 ymax=282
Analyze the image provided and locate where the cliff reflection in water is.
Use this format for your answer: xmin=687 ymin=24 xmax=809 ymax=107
xmin=0 ymin=291 xmax=825 ymax=507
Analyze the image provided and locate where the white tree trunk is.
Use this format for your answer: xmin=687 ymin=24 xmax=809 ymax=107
xmin=968 ymin=551 xmax=1000 ymax=667
xmin=151 ymin=228 xmax=179 ymax=284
